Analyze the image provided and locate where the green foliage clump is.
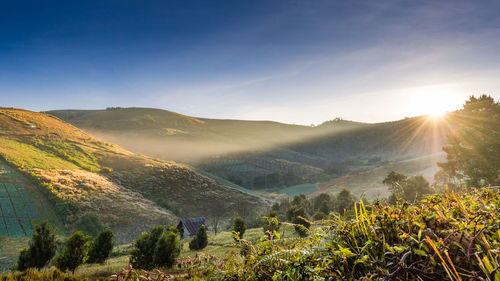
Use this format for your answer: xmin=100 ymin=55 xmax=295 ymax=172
xmin=130 ymin=225 xmax=180 ymax=270
xmin=87 ymin=229 xmax=114 ymax=264
xmin=312 ymin=193 xmax=333 ymax=214
xmin=194 ymin=188 xmax=500 ymax=281
xmin=74 ymin=212 xmax=106 ymax=237
xmin=285 ymin=204 xmax=305 ymax=221
xmin=0 ymin=269 xmax=88 ymax=281
xmin=54 ymin=231 xmax=91 ymax=273
xmin=262 ymin=216 xmax=280 ymax=237
xmin=189 ymin=225 xmax=208 ymax=251
xmin=130 ymin=225 xmax=165 ymax=270
xmin=154 ymin=227 xmax=181 ymax=267
xmin=17 ymin=221 xmax=57 ymax=271
xmin=335 ymin=188 xmax=355 ymax=214
xmin=383 ymin=171 xmax=433 ymax=202
xmin=232 ymin=216 xmax=246 ymax=240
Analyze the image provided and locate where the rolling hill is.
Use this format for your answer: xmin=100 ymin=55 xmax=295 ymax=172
xmin=49 ymin=108 xmax=454 ymax=196
xmin=0 ymin=107 xmax=268 ymax=242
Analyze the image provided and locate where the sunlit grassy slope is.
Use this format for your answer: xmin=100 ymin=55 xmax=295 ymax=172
xmin=0 ymin=107 xmax=268 ymax=243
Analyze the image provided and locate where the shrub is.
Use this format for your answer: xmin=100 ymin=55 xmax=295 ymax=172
xmin=74 ymin=212 xmax=106 ymax=237
xmin=130 ymin=225 xmax=165 ymax=270
xmin=17 ymin=221 xmax=57 ymax=271
xmin=262 ymin=216 xmax=280 ymax=238
xmin=153 ymin=227 xmax=181 ymax=267
xmin=232 ymin=216 xmax=246 ymax=240
xmin=87 ymin=229 xmax=114 ymax=264
xmin=335 ymin=189 xmax=355 ymax=214
xmin=189 ymin=225 xmax=208 ymax=250
xmin=130 ymin=225 xmax=180 ymax=270
xmin=54 ymin=231 xmax=91 ymax=273
xmin=285 ymin=205 xmax=305 ymax=221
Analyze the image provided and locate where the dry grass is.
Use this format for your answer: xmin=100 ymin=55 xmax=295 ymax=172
xmin=30 ymin=168 xmax=177 ymax=242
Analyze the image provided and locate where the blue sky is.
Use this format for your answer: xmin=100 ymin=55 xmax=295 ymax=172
xmin=1 ymin=0 xmax=499 ymax=124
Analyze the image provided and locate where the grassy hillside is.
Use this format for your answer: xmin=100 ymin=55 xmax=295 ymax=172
xmin=48 ymin=108 xmax=365 ymax=163
xmin=0 ymin=107 xmax=268 ymax=243
xmin=49 ymin=108 xmax=452 ymax=196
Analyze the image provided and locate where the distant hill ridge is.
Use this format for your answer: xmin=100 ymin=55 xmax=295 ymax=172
xmin=49 ymin=107 xmax=452 ymax=165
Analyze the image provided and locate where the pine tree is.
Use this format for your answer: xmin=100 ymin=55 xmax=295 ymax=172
xmin=54 ymin=231 xmax=91 ymax=273
xmin=189 ymin=225 xmax=208 ymax=250
xmin=153 ymin=227 xmax=181 ymax=267
xmin=17 ymin=221 xmax=57 ymax=271
xmin=87 ymin=229 xmax=114 ymax=264
xmin=130 ymin=225 xmax=165 ymax=270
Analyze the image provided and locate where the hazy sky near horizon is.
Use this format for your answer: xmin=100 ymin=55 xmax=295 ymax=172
xmin=1 ymin=0 xmax=500 ymax=125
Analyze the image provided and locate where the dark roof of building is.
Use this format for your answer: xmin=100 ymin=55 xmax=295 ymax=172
xmin=178 ymin=217 xmax=206 ymax=236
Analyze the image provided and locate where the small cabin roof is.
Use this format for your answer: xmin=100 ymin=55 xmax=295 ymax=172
xmin=177 ymin=217 xmax=206 ymax=236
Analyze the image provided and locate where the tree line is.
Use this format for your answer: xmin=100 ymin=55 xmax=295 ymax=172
xmin=17 ymin=222 xmax=113 ymax=273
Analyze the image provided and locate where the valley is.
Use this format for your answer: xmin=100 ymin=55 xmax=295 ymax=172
xmin=50 ymin=108 xmax=450 ymax=198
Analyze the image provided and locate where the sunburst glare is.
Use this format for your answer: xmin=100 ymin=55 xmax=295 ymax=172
xmin=407 ymin=85 xmax=464 ymax=119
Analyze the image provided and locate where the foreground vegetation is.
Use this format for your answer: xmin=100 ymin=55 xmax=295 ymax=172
xmin=179 ymin=187 xmax=499 ymax=280
xmin=1 ymin=188 xmax=498 ymax=280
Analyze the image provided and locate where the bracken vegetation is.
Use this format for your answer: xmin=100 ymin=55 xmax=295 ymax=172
xmin=179 ymin=188 xmax=499 ymax=280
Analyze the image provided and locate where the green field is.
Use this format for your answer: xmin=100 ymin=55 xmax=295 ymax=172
xmin=277 ymin=183 xmax=317 ymax=196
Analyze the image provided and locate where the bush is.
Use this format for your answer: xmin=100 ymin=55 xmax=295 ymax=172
xmin=87 ymin=229 xmax=114 ymax=264
xmin=189 ymin=225 xmax=208 ymax=250
xmin=54 ymin=231 xmax=91 ymax=273
xmin=335 ymin=189 xmax=355 ymax=214
xmin=130 ymin=225 xmax=165 ymax=270
xmin=232 ymin=216 xmax=246 ymax=240
xmin=17 ymin=221 xmax=57 ymax=270
xmin=262 ymin=216 xmax=280 ymax=237
xmin=153 ymin=227 xmax=181 ymax=267
xmin=130 ymin=225 xmax=180 ymax=269
xmin=286 ymin=205 xmax=305 ymax=221
xmin=74 ymin=212 xmax=106 ymax=237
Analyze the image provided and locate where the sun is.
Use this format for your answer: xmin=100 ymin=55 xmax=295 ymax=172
xmin=427 ymin=107 xmax=447 ymax=119
xmin=407 ymin=85 xmax=462 ymax=119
